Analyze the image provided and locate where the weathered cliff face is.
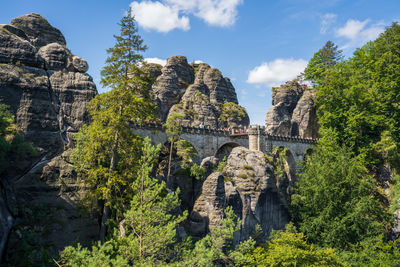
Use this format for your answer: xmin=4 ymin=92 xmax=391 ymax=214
xmin=0 ymin=13 xmax=98 ymax=262
xmin=189 ymin=146 xmax=289 ymax=243
xmin=151 ymin=56 xmax=249 ymax=128
xmin=265 ymin=80 xmax=319 ymax=139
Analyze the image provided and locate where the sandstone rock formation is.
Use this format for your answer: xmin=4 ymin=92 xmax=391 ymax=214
xmin=189 ymin=146 xmax=289 ymax=243
xmin=0 ymin=13 xmax=97 ymax=261
xmin=152 ymin=56 xmax=194 ymax=121
xmin=151 ymin=56 xmax=249 ymax=128
xmin=265 ymin=80 xmax=319 ymax=139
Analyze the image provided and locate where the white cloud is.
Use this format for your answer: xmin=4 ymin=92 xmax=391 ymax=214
xmin=130 ymin=1 xmax=190 ymax=32
xmin=194 ymin=59 xmax=204 ymax=64
xmin=320 ymin=13 xmax=337 ymax=34
xmin=131 ymin=0 xmax=242 ymax=32
xmin=336 ymin=19 xmax=369 ymax=39
xmin=335 ymin=19 xmax=385 ymax=48
xmin=247 ymin=58 xmax=307 ymax=86
xmin=194 ymin=0 xmax=243 ymax=27
xmin=144 ymin=57 xmax=167 ymax=66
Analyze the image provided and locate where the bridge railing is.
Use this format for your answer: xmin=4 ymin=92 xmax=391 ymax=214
xmin=130 ymin=122 xmax=318 ymax=144
xmin=265 ymin=134 xmax=317 ymax=144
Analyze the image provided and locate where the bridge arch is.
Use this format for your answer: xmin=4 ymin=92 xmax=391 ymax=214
xmin=215 ymin=142 xmax=240 ymax=160
xmin=161 ymin=137 xmax=201 ymax=162
xmin=273 ymin=146 xmax=297 ymax=191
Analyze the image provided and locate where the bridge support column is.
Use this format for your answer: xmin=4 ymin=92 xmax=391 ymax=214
xmin=248 ymin=125 xmax=266 ymax=153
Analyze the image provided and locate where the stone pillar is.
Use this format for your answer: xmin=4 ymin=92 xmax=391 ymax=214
xmin=248 ymin=125 xmax=266 ymax=152
xmin=248 ymin=126 xmax=258 ymax=151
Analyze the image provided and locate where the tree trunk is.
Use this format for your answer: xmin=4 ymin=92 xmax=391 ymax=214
xmin=100 ymin=204 xmax=110 ymax=243
xmin=139 ymin=166 xmax=144 ymax=259
xmin=100 ymin=129 xmax=119 ymax=243
xmin=167 ymin=139 xmax=174 ymax=187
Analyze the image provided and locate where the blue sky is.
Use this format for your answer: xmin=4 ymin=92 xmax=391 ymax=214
xmin=3 ymin=0 xmax=400 ymax=124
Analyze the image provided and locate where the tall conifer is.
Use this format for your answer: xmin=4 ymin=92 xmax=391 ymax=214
xmin=71 ymin=8 xmax=154 ymax=242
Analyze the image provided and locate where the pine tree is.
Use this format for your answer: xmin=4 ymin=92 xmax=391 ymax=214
xmin=118 ymin=137 xmax=187 ymax=263
xmin=303 ymin=41 xmax=342 ymax=86
xmin=164 ymin=112 xmax=185 ymax=185
xmin=71 ymin=8 xmax=155 ymax=242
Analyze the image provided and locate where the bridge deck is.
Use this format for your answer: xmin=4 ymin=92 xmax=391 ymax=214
xmin=130 ymin=123 xmax=318 ymax=144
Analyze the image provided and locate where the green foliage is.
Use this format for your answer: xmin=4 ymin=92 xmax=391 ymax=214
xmin=101 ymin=7 xmax=149 ymax=95
xmin=119 ymin=137 xmax=187 ymax=263
xmin=389 ymin=174 xmax=400 ymax=213
xmin=60 ymin=242 xmax=128 ymax=267
xmin=175 ymin=139 xmax=197 ymax=168
xmin=245 ymin=223 xmax=344 ymax=266
xmin=190 ymin=163 xmax=206 ymax=180
xmin=164 ymin=112 xmax=201 ymax=182
xmin=273 ymin=146 xmax=290 ymax=178
xmin=291 ymin=143 xmax=391 ymax=250
xmin=216 ymin=156 xmax=227 ymax=172
xmin=179 ymin=206 xmax=241 ymax=265
xmin=165 ymin=112 xmax=184 ymax=138
xmin=339 ymin=235 xmax=400 ymax=266
xmin=0 ymin=103 xmax=35 ymax=174
xmin=61 ymin=138 xmax=187 ymax=266
xmin=303 ymin=40 xmax=342 ymax=85
xmin=316 ymin=23 xmax=400 ymax=168
xmin=238 ymin=172 xmax=247 ymax=179
xmin=219 ymin=102 xmax=247 ymax=125
xmin=70 ymin=8 xmax=155 ymax=242
xmin=243 ymin=164 xmax=253 ymax=170
xmin=70 ymin=89 xmax=147 ymax=214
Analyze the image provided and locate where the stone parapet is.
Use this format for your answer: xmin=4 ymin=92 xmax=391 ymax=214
xmin=130 ymin=123 xmax=318 ymax=144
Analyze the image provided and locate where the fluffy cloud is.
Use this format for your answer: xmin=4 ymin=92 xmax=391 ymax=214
xmin=130 ymin=1 xmax=190 ymax=32
xmin=320 ymin=13 xmax=337 ymax=34
xmin=194 ymin=0 xmax=243 ymax=27
xmin=335 ymin=19 xmax=385 ymax=48
xmin=144 ymin=57 xmax=167 ymax=66
xmin=193 ymin=59 xmax=204 ymax=64
xmin=247 ymin=58 xmax=307 ymax=86
xmin=130 ymin=0 xmax=242 ymax=32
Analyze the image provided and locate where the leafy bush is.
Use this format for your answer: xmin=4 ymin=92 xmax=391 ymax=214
xmin=219 ymin=102 xmax=247 ymax=124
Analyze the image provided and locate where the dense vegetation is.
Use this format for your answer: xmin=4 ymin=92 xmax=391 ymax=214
xmin=56 ymin=14 xmax=400 ymax=265
xmin=2 ymin=7 xmax=399 ymax=266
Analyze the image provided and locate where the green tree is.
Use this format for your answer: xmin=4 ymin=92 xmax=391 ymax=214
xmin=62 ymin=138 xmax=186 ymax=266
xmin=164 ymin=112 xmax=205 ymax=184
xmin=71 ymin=8 xmax=155 ymax=242
xmin=316 ymin=23 xmax=400 ymax=167
xmin=245 ymin=223 xmax=344 ymax=266
xmin=303 ymin=41 xmax=342 ymax=85
xmin=118 ymin=137 xmax=187 ymax=264
xmin=219 ymin=102 xmax=247 ymax=127
xmin=59 ymin=242 xmax=128 ymax=267
xmin=0 ymin=104 xmax=35 ymax=174
xmin=164 ymin=112 xmax=185 ymax=184
xmin=179 ymin=206 xmax=241 ymax=266
xmin=291 ymin=142 xmax=390 ymax=250
xmin=339 ymin=235 xmax=400 ymax=266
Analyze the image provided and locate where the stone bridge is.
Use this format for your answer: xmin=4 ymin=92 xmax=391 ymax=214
xmin=132 ymin=124 xmax=317 ymax=163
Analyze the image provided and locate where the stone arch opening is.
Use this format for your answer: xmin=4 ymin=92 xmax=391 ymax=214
xmin=157 ymin=138 xmax=202 ymax=212
xmin=273 ymin=146 xmax=297 ymax=198
xmin=215 ymin=142 xmax=240 ymax=160
xmin=158 ymin=138 xmax=200 ymax=171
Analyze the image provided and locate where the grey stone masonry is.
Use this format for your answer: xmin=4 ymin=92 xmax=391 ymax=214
xmin=131 ymin=123 xmax=317 ymax=163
